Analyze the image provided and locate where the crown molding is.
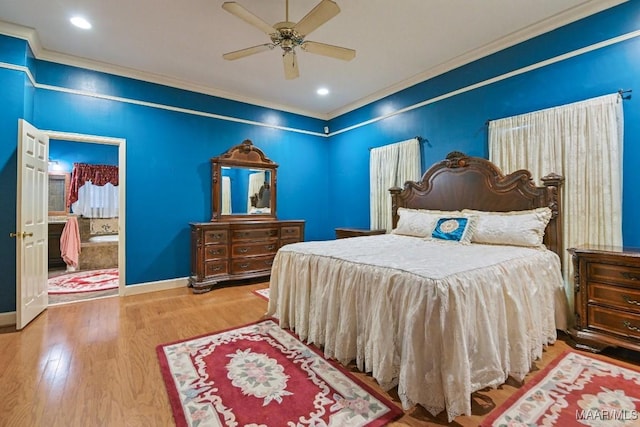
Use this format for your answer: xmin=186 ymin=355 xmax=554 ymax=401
xmin=0 ymin=20 xmax=328 ymax=121
xmin=327 ymin=0 xmax=627 ymax=119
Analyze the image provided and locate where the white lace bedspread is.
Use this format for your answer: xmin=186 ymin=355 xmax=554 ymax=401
xmin=266 ymin=234 xmax=568 ymax=422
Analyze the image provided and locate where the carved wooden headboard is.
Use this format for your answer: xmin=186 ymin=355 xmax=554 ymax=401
xmin=389 ymin=151 xmax=564 ymax=260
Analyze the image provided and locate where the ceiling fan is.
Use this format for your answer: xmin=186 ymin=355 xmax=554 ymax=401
xmin=221 ymin=0 xmax=356 ymax=80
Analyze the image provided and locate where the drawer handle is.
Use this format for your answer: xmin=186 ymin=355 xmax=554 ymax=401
xmin=265 ymin=245 xmax=275 ymax=250
xmin=621 ymin=272 xmax=640 ymax=281
xmin=210 ymin=266 xmax=221 ymax=272
xmin=285 ymin=229 xmax=295 ymax=234
xmin=238 ymin=248 xmax=249 ymax=253
xmin=264 ymin=260 xmax=273 ymax=266
xmin=207 ymin=248 xmax=221 ymax=255
xmin=239 ymin=263 xmax=250 ymax=269
xmin=623 ymin=321 xmax=640 ymax=332
xmin=623 ymin=295 xmax=640 ymax=306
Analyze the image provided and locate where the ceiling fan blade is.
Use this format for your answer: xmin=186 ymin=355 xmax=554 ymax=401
xmin=222 ymin=2 xmax=276 ymax=35
xmin=293 ymin=0 xmax=340 ymax=37
xmin=283 ymin=51 xmax=299 ymax=80
xmin=223 ymin=44 xmax=272 ymax=60
xmin=301 ymin=41 xmax=355 ymax=61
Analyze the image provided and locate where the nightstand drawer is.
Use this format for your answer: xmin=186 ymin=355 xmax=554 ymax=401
xmin=589 ymin=282 xmax=640 ymax=313
xmin=335 ymin=228 xmax=386 ymax=239
xmin=588 ymin=262 xmax=640 ymax=288
xmin=587 ymin=305 xmax=640 ymax=340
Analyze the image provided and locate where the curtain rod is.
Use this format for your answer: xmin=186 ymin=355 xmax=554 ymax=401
xmin=484 ymin=90 xmax=632 ymax=126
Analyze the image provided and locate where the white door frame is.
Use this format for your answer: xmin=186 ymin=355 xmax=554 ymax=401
xmin=44 ymin=130 xmax=126 ymax=296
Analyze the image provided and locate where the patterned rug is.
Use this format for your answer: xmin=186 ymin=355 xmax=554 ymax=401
xmin=156 ymin=319 xmax=402 ymax=427
xmin=252 ymin=287 xmax=270 ymax=301
xmin=48 ymin=268 xmax=119 ymax=294
xmin=481 ymin=350 xmax=640 ymax=426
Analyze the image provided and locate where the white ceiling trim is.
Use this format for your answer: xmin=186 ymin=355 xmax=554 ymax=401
xmin=327 ymin=0 xmax=627 ymax=118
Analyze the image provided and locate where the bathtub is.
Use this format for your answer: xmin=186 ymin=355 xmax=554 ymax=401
xmin=88 ymin=234 xmax=119 ymax=243
xmin=80 ymin=235 xmax=119 ymax=270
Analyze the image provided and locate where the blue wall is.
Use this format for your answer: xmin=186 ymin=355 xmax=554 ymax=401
xmin=1 ymin=1 xmax=640 ymax=314
xmin=49 ymin=140 xmax=119 ymax=174
xmin=327 ymin=1 xmax=640 ymax=249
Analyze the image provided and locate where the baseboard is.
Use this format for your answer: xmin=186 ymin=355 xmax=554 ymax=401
xmin=0 ymin=311 xmax=16 ymax=327
xmin=123 ymin=276 xmax=189 ymax=296
xmin=0 ymin=278 xmax=189 ymax=326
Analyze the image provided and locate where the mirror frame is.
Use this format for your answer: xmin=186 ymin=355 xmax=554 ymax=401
xmin=211 ymin=139 xmax=278 ymax=221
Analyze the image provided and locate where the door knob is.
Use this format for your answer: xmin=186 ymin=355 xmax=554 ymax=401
xmin=9 ymin=232 xmax=34 ymax=238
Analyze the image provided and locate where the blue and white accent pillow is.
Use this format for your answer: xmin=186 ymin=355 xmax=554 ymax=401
xmin=431 ymin=217 xmax=475 ymax=244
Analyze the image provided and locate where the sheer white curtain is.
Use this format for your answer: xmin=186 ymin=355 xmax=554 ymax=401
xmin=370 ymin=138 xmax=421 ymax=232
xmin=247 ymin=171 xmax=265 ymax=211
xmin=489 ymin=93 xmax=624 ymax=312
xmin=222 ymin=176 xmax=232 ymax=214
xmin=71 ymin=181 xmax=119 ymax=218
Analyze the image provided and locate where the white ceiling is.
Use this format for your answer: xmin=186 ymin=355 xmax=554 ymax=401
xmin=0 ymin=0 xmax=625 ymax=119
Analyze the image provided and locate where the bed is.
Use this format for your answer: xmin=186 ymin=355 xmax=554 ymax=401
xmin=266 ymin=151 xmax=569 ymax=421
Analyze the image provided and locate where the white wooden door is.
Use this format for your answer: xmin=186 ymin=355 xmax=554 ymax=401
xmin=15 ymin=119 xmax=49 ymax=329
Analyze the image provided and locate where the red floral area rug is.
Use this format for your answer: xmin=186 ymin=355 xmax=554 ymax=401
xmin=252 ymin=288 xmax=270 ymax=301
xmin=156 ymin=319 xmax=402 ymax=427
xmin=481 ymin=350 xmax=640 ymax=426
xmin=48 ymin=268 xmax=119 ymax=294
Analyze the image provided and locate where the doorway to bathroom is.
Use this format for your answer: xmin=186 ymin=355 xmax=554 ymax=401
xmin=45 ymin=131 xmax=126 ymax=305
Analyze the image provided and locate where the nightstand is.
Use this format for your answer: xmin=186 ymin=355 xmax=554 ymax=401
xmin=335 ymin=228 xmax=386 ymax=239
xmin=569 ymin=246 xmax=640 ymax=353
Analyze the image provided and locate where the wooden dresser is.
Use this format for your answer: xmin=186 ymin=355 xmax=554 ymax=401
xmin=569 ymin=246 xmax=640 ymax=352
xmin=189 ymin=220 xmax=304 ymax=293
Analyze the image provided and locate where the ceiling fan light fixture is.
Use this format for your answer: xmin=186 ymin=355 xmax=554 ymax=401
xmin=221 ymin=0 xmax=355 ymax=80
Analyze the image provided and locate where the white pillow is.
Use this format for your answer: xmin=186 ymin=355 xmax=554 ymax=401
xmin=462 ymin=207 xmax=552 ymax=247
xmin=392 ymin=208 xmax=461 ymax=238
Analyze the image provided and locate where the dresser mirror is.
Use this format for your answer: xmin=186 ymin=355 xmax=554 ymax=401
xmin=211 ymin=140 xmax=277 ymax=221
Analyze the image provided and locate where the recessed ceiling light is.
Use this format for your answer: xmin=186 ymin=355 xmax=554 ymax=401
xmin=70 ymin=16 xmax=92 ymax=30
xmin=317 ymin=88 xmax=329 ymax=96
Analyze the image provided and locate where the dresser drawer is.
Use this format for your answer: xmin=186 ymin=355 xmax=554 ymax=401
xmin=205 ymin=260 xmax=228 ymax=277
xmin=588 ymin=262 xmax=640 ymax=288
xmin=232 ymin=228 xmax=279 ymax=241
xmin=232 ymin=240 xmax=278 ymax=257
xmin=588 ymin=282 xmax=640 ymax=314
xmin=230 ymin=255 xmax=274 ymax=274
xmin=204 ymin=229 xmax=228 ymax=244
xmin=587 ymin=305 xmax=640 ymax=340
xmin=204 ymin=245 xmax=227 ymax=260
xmin=281 ymin=226 xmax=302 ymax=240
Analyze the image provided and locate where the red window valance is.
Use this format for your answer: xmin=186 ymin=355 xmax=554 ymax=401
xmin=68 ymin=163 xmax=119 ymax=207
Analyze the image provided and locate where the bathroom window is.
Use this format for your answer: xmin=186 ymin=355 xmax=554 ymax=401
xmin=48 ymin=172 xmax=70 ymax=215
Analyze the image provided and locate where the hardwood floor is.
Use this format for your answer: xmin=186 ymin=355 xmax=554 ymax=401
xmin=1 ymin=282 xmax=639 ymax=427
